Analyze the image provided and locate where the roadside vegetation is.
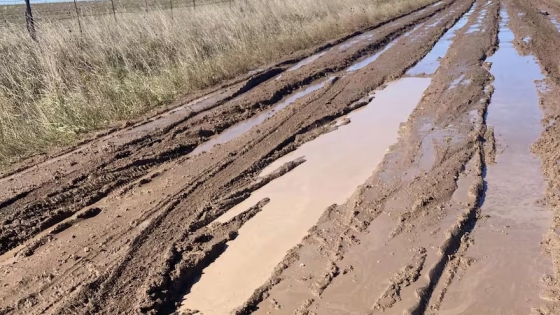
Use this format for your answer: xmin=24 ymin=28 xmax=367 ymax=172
xmin=0 ymin=0 xmax=435 ymax=166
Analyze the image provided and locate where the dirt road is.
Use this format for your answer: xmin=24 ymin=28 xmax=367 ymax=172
xmin=2 ymin=0 xmax=560 ymax=314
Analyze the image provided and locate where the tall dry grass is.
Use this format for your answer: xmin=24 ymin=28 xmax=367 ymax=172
xmin=0 ymin=0 xmax=434 ymax=166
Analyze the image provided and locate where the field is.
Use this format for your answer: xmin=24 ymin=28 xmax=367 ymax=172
xmin=2 ymin=0 xmax=560 ymax=314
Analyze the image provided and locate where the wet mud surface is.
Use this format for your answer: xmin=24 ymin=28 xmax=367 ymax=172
xmin=2 ymin=0 xmax=560 ymax=314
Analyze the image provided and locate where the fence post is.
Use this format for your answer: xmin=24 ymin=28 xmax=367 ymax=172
xmin=169 ymin=0 xmax=173 ymax=20
xmin=73 ymin=0 xmax=83 ymax=35
xmin=24 ymin=0 xmax=37 ymax=41
xmin=110 ymin=0 xmax=117 ymax=22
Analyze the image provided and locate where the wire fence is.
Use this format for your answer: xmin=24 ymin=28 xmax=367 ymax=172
xmin=0 ymin=0 xmax=235 ymax=37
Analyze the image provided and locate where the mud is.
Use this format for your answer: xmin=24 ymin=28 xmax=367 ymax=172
xmin=2 ymin=0 xmax=560 ymax=313
xmin=181 ymin=77 xmax=431 ymax=315
xmin=436 ymin=7 xmax=551 ymax=314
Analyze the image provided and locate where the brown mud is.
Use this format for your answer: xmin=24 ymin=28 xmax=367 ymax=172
xmin=2 ymin=0 xmax=560 ymax=314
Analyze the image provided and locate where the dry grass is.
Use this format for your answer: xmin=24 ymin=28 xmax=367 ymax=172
xmin=0 ymin=0 xmax=434 ymax=166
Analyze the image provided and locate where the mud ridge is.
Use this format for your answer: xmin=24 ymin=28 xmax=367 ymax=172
xmin=408 ymin=148 xmax=484 ymax=315
xmin=372 ymin=248 xmax=428 ymax=312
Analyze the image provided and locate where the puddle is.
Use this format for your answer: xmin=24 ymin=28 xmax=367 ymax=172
xmin=190 ymin=77 xmax=334 ymax=156
xmin=404 ymin=23 xmax=425 ymax=38
xmin=551 ymin=17 xmax=560 ymax=32
xmin=346 ymin=40 xmax=397 ymax=72
xmin=426 ymin=16 xmax=446 ymax=29
xmin=124 ymin=92 xmax=230 ymax=141
xmin=179 ymin=77 xmax=432 ymax=315
xmin=438 ymin=9 xmax=551 ymax=314
xmin=407 ymin=2 xmax=475 ymax=76
xmin=339 ymin=2 xmax=441 ymax=58
xmin=346 ymin=20 xmax=431 ymax=73
xmin=288 ymin=52 xmax=327 ymax=71
xmin=338 ymin=31 xmax=375 ymax=51
xmin=466 ymin=2 xmax=491 ymax=34
xmin=450 ymin=74 xmax=466 ymax=88
xmin=428 ymin=1 xmax=443 ymax=8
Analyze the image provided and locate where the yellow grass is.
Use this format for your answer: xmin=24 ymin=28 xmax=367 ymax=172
xmin=0 ymin=0 xmax=435 ymax=166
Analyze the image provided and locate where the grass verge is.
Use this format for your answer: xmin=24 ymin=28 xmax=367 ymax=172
xmin=0 ymin=0 xmax=435 ymax=167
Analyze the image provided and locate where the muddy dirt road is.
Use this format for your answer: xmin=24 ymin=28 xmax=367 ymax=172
xmin=2 ymin=0 xmax=560 ymax=314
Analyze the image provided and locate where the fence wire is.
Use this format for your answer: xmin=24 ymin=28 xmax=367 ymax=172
xmin=0 ymin=0 xmax=234 ymax=29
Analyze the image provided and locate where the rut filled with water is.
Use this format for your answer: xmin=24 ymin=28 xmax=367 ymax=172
xmin=438 ymin=8 xmax=552 ymax=314
xmin=180 ymin=77 xmax=431 ymax=315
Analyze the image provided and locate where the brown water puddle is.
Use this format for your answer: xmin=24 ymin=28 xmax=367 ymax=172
xmin=550 ymin=16 xmax=560 ymax=32
xmin=179 ymin=78 xmax=431 ymax=315
xmin=288 ymin=52 xmax=328 ymax=71
xmin=438 ymin=9 xmax=552 ymax=314
xmin=346 ymin=41 xmax=397 ymax=72
xmin=407 ymin=1 xmax=474 ymax=76
xmin=190 ymin=77 xmax=334 ymax=156
xmin=346 ymin=20 xmax=428 ymax=72
xmin=465 ymin=0 xmax=491 ymax=34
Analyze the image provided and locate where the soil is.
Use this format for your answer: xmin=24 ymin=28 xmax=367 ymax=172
xmin=2 ymin=0 xmax=560 ymax=314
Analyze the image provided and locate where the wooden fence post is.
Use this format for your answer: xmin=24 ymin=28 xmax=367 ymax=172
xmin=169 ymin=0 xmax=173 ymax=20
xmin=110 ymin=0 xmax=117 ymax=22
xmin=24 ymin=0 xmax=37 ymax=41
xmin=73 ymin=0 xmax=83 ymax=34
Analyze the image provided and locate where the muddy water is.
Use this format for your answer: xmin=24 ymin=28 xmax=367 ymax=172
xmin=338 ymin=32 xmax=375 ymax=52
xmin=407 ymin=2 xmax=474 ymax=76
xmin=288 ymin=52 xmax=327 ymax=71
xmin=346 ymin=40 xmax=397 ymax=72
xmin=190 ymin=78 xmax=334 ymax=156
xmin=466 ymin=2 xmax=490 ymax=34
xmin=347 ymin=21 xmax=426 ymax=72
xmin=438 ymin=9 xmax=551 ymax=314
xmin=180 ymin=78 xmax=431 ymax=315
xmin=550 ymin=16 xmax=560 ymax=32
